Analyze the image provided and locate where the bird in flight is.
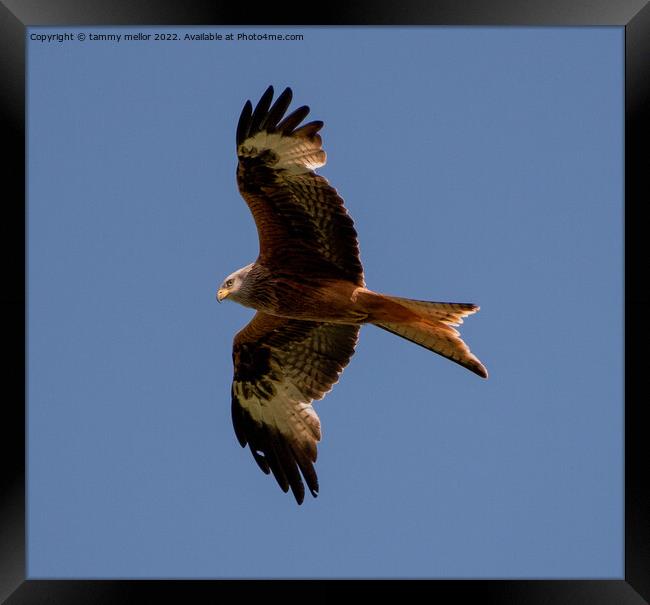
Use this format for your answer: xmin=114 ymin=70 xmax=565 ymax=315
xmin=218 ymin=86 xmax=487 ymax=504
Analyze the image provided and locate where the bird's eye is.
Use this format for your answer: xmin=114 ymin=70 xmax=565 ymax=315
xmin=225 ymin=279 xmax=234 ymax=288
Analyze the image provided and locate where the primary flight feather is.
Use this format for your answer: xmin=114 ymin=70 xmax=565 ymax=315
xmin=218 ymin=86 xmax=487 ymax=504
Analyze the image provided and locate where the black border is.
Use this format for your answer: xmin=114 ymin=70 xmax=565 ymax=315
xmin=2 ymin=1 xmax=648 ymax=602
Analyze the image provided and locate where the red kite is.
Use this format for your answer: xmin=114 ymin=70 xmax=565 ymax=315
xmin=218 ymin=86 xmax=487 ymax=504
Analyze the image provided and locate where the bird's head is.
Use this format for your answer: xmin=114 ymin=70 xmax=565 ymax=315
xmin=217 ymin=263 xmax=254 ymax=303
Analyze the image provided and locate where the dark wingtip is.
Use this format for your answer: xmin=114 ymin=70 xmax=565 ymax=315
xmin=261 ymin=86 xmax=293 ymax=132
xmin=237 ymin=86 xmax=315 ymax=147
xmin=249 ymin=85 xmax=275 ymax=134
xmin=236 ymin=99 xmax=253 ymax=147
xmin=293 ymin=120 xmax=324 ymax=138
xmin=276 ymin=105 xmax=310 ymax=134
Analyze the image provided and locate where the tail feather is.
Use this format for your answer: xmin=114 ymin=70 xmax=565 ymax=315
xmin=385 ymin=297 xmax=480 ymax=326
xmin=373 ymin=298 xmax=488 ymax=378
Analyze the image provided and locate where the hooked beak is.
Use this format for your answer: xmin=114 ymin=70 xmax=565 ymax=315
xmin=216 ymin=288 xmax=229 ymax=303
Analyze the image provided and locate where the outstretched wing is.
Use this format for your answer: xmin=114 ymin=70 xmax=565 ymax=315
xmin=231 ymin=312 xmax=359 ymax=504
xmin=236 ymin=86 xmax=364 ymax=286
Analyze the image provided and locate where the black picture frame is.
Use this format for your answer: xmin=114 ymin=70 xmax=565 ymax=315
xmin=2 ymin=1 xmax=648 ymax=602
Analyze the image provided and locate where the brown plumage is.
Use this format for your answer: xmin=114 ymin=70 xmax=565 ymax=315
xmin=218 ymin=86 xmax=487 ymax=504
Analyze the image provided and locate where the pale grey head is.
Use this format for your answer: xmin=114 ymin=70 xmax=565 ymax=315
xmin=216 ymin=263 xmax=255 ymax=305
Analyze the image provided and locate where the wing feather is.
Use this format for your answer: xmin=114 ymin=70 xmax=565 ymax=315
xmin=249 ymin=85 xmax=275 ymax=135
xmin=236 ymin=86 xmax=364 ymax=286
xmin=292 ymin=120 xmax=324 ymax=138
xmin=235 ymin=100 xmax=253 ymax=148
xmin=260 ymin=86 xmax=293 ymax=132
xmin=276 ymin=105 xmax=310 ymax=134
xmin=231 ymin=312 xmax=359 ymax=504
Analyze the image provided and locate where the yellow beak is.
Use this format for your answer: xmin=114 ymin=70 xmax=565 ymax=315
xmin=217 ymin=288 xmax=229 ymax=303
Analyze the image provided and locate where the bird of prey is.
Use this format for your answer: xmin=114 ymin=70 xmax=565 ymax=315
xmin=217 ymin=86 xmax=487 ymax=504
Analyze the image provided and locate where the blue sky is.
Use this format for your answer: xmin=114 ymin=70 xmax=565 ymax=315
xmin=27 ymin=26 xmax=623 ymax=578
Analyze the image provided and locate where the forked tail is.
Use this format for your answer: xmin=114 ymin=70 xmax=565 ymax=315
xmin=370 ymin=295 xmax=488 ymax=378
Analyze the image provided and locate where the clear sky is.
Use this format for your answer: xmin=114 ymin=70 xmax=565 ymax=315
xmin=27 ymin=26 xmax=623 ymax=578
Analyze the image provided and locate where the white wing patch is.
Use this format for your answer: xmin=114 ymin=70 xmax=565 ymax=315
xmin=239 ymin=131 xmax=326 ymax=174
xmin=235 ymin=371 xmax=322 ymax=445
